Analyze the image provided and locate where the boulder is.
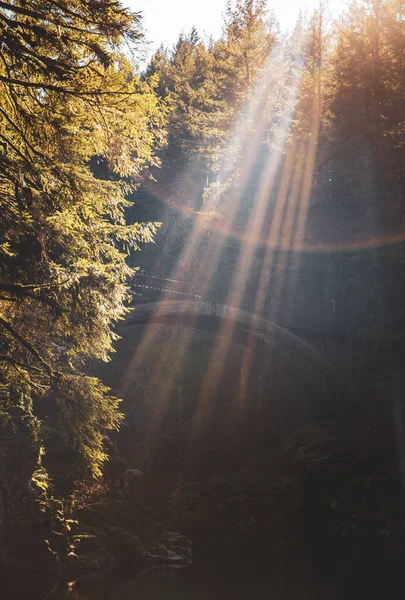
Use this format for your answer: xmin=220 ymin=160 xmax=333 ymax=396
xmin=145 ymin=531 xmax=193 ymax=566
xmin=77 ymin=547 xmax=116 ymax=583
xmin=115 ymin=469 xmax=143 ymax=499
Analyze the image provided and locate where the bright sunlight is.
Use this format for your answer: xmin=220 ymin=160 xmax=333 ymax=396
xmin=1 ymin=2 xmax=404 ymax=599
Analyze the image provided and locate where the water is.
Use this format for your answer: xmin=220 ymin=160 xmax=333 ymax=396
xmin=48 ymin=552 xmax=330 ymax=600
xmin=66 ymin=555 xmax=404 ymax=600
xmin=8 ymin=538 xmax=405 ymax=600
xmin=4 ymin=532 xmax=405 ymax=600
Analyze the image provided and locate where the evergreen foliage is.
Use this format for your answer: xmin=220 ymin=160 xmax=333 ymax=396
xmin=0 ymin=0 xmax=167 ymax=488
xmin=1 ymin=0 xmax=405 ymax=580
xmin=138 ymin=0 xmax=404 ymax=309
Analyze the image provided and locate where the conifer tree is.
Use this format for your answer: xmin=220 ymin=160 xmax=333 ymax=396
xmin=320 ymin=0 xmax=405 ymax=233
xmin=0 ymin=0 xmax=167 ymax=490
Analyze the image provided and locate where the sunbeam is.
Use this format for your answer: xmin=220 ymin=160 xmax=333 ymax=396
xmin=122 ymin=37 xmax=291 ymax=456
xmin=2 ymin=0 xmax=405 ymax=594
xmin=185 ymin=32 xmax=310 ymax=444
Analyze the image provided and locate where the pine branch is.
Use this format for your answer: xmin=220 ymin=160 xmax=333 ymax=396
xmin=0 ymin=353 xmax=50 ymax=377
xmin=0 ymin=75 xmax=132 ymax=97
xmin=0 ymin=107 xmax=47 ymax=160
xmin=0 ymin=132 xmax=31 ymax=163
xmin=0 ymin=1 xmax=42 ymax=20
xmin=0 ymin=281 xmax=69 ymax=293
xmin=0 ymin=315 xmax=53 ymax=377
xmin=0 ymin=295 xmax=17 ymax=302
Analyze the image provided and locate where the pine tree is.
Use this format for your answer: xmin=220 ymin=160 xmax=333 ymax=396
xmin=321 ymin=0 xmax=405 ymax=235
xmin=219 ymin=0 xmax=275 ymax=101
xmin=0 ymin=0 xmax=167 ymax=491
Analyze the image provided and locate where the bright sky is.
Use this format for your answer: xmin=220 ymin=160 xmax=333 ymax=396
xmin=126 ymin=0 xmax=343 ymax=56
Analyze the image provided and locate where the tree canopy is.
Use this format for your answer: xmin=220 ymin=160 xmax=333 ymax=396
xmin=0 ymin=0 xmax=167 ymax=482
xmin=1 ymin=0 xmax=405 ymax=579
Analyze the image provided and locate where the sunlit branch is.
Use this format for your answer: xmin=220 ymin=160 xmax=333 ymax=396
xmin=0 ymin=315 xmax=53 ymax=376
xmin=0 ymin=76 xmax=135 ymax=97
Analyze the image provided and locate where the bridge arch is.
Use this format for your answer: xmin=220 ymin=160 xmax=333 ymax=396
xmin=125 ymin=300 xmax=344 ymax=388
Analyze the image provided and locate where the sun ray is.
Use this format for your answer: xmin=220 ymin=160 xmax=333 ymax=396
xmin=120 ymin=40 xmax=286 ymax=440
xmin=280 ymin=70 xmax=323 ymax=326
xmin=185 ymin=37 xmax=309 ymax=443
xmin=122 ymin=22 xmax=319 ymax=464
xmin=232 ymin=144 xmax=301 ymax=414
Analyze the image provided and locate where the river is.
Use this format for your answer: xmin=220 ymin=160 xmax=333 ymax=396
xmin=6 ymin=536 xmax=404 ymax=600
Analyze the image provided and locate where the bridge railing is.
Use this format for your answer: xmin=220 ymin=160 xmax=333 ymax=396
xmin=130 ymin=275 xmax=355 ymax=332
xmin=130 ymin=273 xmax=202 ymax=300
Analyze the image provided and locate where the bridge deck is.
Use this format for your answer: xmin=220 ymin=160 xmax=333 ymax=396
xmin=130 ymin=274 xmax=354 ymax=339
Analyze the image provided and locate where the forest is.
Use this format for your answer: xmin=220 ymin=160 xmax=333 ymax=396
xmin=0 ymin=0 xmax=405 ymax=598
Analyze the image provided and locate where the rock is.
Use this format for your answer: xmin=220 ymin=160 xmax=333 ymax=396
xmin=127 ymin=534 xmax=148 ymax=561
xmin=99 ymin=526 xmax=148 ymax=562
xmin=162 ymin=531 xmax=193 ymax=561
xmin=77 ymin=547 xmax=116 ymax=583
xmin=116 ymin=469 xmax=143 ymax=499
xmin=145 ymin=544 xmax=168 ymax=561
xmin=145 ymin=532 xmax=193 ymax=566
